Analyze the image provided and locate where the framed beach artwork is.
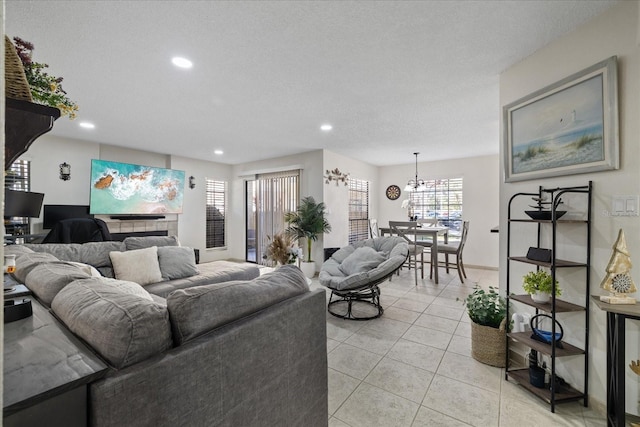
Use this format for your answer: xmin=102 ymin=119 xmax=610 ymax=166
xmin=503 ymin=56 xmax=619 ymax=182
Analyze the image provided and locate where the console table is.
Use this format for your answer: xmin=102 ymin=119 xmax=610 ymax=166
xmin=592 ymin=296 xmax=640 ymax=427
xmin=3 ymin=298 xmax=108 ymax=427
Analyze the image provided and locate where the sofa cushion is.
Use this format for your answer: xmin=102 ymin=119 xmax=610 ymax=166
xmin=13 ymin=252 xmax=60 ymax=283
xmin=157 ymin=246 xmax=199 ymax=280
xmin=124 ymin=235 xmax=179 ymax=250
xmin=64 ymin=261 xmax=102 ymax=277
xmin=24 ymin=241 xmax=126 ymax=278
xmin=51 ymin=277 xmax=172 ymax=369
xmin=144 ymin=261 xmax=260 ymax=298
xmin=25 ymin=261 xmax=92 ymax=306
xmin=167 ymin=265 xmax=309 ymax=345
xmin=110 ymin=246 xmax=163 ymax=286
xmin=338 ymin=246 xmax=386 ymax=276
xmin=4 ymin=245 xmax=35 ymax=259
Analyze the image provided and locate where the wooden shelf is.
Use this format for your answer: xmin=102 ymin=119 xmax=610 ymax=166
xmin=507 ymin=369 xmax=585 ymax=404
xmin=508 ymin=332 xmax=584 ymax=357
xmin=5 ymin=98 xmax=60 ymax=171
xmin=509 ymin=256 xmax=587 ymax=268
xmin=510 ymin=294 xmax=585 ymax=313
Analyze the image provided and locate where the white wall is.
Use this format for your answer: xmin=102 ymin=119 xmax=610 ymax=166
xmin=170 ymin=155 xmax=233 ymax=263
xmin=378 ymin=154 xmax=500 ymax=269
xmin=499 ymin=1 xmax=640 ymax=413
xmin=322 ymin=150 xmax=380 ymax=249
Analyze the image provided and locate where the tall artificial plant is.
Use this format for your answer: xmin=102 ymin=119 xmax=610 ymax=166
xmin=285 ymin=196 xmax=331 ymax=263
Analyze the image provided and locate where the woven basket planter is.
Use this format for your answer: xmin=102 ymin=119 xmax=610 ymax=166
xmin=470 ymin=319 xmax=506 ymax=368
xmin=5 ymin=35 xmax=32 ymax=102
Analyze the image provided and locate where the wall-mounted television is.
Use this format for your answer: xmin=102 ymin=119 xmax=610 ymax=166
xmin=4 ymin=189 xmax=45 ymax=218
xmin=89 ymin=159 xmax=185 ymax=215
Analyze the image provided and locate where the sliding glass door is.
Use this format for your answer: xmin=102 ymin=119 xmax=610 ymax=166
xmin=245 ymin=170 xmax=299 ymax=264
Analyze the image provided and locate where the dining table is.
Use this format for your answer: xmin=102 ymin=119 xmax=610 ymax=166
xmin=378 ymin=225 xmax=449 ymax=284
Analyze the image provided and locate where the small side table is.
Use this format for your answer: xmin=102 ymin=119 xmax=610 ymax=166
xmin=3 ymin=298 xmax=108 ymax=427
xmin=592 ymin=296 xmax=640 ymax=427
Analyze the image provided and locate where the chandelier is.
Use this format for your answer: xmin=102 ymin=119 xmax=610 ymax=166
xmin=404 ymin=152 xmax=426 ymax=192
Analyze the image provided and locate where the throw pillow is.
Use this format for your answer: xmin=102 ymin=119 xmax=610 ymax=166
xmin=339 ymin=246 xmax=386 ymax=276
xmin=109 ymin=246 xmax=162 ymax=286
xmin=123 ymin=235 xmax=180 ymax=250
xmin=157 ymin=246 xmax=199 ymax=280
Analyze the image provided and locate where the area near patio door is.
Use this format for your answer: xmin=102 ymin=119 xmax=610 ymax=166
xmin=245 ymin=170 xmax=300 ymax=263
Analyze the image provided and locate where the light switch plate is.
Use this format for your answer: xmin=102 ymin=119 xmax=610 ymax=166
xmin=612 ymin=195 xmax=639 ymax=216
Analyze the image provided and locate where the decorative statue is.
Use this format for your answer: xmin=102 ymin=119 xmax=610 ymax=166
xmin=600 ymin=229 xmax=637 ymax=304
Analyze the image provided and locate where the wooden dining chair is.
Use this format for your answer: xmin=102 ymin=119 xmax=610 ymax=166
xmin=433 ymin=221 xmax=469 ymax=283
xmin=388 ymin=221 xmax=430 ymax=285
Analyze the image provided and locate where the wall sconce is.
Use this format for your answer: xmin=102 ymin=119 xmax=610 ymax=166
xmin=189 ymin=176 xmax=196 ymax=189
xmin=59 ymin=162 xmax=71 ymax=181
xmin=324 ymin=168 xmax=350 ymax=186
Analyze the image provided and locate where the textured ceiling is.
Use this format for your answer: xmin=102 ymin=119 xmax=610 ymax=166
xmin=5 ymin=1 xmax=617 ymax=166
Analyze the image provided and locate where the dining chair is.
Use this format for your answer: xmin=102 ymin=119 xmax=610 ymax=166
xmin=388 ymin=221 xmax=429 ymax=286
xmin=433 ymin=221 xmax=469 ymax=283
xmin=369 ymin=218 xmax=379 ymax=238
xmin=417 ymin=218 xmax=438 ymax=227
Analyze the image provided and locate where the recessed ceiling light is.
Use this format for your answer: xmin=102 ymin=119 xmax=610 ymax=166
xmin=320 ymin=124 xmax=333 ymax=131
xmin=214 ymin=150 xmax=223 ymax=155
xmin=79 ymin=122 xmax=95 ymax=129
xmin=172 ymin=57 xmax=193 ymax=69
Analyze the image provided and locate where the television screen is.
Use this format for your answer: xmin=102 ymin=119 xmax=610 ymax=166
xmin=43 ymin=205 xmax=92 ymax=229
xmin=4 ymin=189 xmax=45 ymax=218
xmin=89 ymin=159 xmax=185 ymax=215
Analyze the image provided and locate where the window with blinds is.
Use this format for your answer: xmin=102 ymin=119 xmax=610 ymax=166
xmin=205 ymin=179 xmax=226 ymax=249
xmin=409 ymin=177 xmax=463 ymax=236
xmin=348 ymin=178 xmax=369 ymax=244
xmin=6 ymin=160 xmax=30 ymax=191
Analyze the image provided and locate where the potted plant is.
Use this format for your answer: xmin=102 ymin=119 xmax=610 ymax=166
xmin=285 ymin=196 xmax=331 ymax=278
xmin=461 ymin=286 xmax=508 ymax=367
xmin=522 ymin=270 xmax=561 ymax=303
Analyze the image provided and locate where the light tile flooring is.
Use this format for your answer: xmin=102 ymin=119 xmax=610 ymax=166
xmin=309 ymin=267 xmax=606 ymax=427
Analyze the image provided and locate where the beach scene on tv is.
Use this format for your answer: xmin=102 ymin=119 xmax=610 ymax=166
xmin=90 ymin=159 xmax=185 ymax=214
xmin=510 ymin=74 xmax=605 ymax=175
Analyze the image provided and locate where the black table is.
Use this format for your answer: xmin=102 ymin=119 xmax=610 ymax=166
xmin=592 ymin=296 xmax=640 ymax=427
xmin=3 ymin=298 xmax=108 ymax=427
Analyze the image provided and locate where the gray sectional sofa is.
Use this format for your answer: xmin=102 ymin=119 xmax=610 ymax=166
xmin=5 ymin=238 xmax=328 ymax=427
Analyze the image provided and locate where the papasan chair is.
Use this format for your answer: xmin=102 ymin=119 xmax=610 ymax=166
xmin=319 ymin=236 xmax=409 ymax=320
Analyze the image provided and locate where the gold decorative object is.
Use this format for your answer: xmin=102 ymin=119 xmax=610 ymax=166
xmin=324 ymin=168 xmax=349 ymax=186
xmin=631 ymin=360 xmax=640 ymax=376
xmin=600 ymin=229 xmax=637 ymax=304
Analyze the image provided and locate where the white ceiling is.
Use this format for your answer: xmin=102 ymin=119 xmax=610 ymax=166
xmin=6 ymin=0 xmax=617 ymax=166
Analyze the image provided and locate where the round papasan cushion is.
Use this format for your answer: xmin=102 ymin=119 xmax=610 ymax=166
xmin=319 ymin=236 xmax=409 ymax=292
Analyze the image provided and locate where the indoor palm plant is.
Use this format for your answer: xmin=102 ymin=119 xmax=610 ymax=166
xmin=522 ymin=270 xmax=561 ymax=303
xmin=285 ymin=196 xmax=331 ymax=278
xmin=462 ymin=286 xmax=508 ymax=367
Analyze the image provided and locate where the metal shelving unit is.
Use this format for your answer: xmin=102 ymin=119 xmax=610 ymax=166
xmin=505 ymin=181 xmax=592 ymax=413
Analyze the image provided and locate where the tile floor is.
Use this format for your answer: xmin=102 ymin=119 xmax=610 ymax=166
xmin=309 ymin=267 xmax=606 ymax=427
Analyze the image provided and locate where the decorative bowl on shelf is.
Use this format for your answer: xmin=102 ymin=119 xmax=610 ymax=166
xmin=524 ymin=210 xmax=567 ymax=220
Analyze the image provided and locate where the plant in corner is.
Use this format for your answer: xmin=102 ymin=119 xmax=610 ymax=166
xmin=285 ymin=196 xmax=331 ymax=278
xmin=522 ymin=270 xmax=561 ymax=303
xmin=461 ymin=286 xmax=508 ymax=367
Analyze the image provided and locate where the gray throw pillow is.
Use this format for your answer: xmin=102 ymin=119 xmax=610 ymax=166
xmin=338 ymin=246 xmax=386 ymax=276
xmin=157 ymin=246 xmax=199 ymax=280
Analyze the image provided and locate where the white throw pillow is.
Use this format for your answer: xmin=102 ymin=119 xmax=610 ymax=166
xmin=109 ymin=246 xmax=163 ymax=286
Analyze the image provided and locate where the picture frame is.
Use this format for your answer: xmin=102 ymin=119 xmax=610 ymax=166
xmin=503 ymin=56 xmax=619 ymax=183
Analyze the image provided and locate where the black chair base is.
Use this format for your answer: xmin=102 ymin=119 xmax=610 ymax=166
xmin=328 ymin=286 xmax=383 ymax=320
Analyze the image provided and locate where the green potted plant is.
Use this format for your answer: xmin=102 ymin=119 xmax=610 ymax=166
xmin=461 ymin=286 xmax=508 ymax=367
xmin=522 ymin=270 xmax=561 ymax=303
xmin=285 ymin=196 xmax=331 ymax=278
